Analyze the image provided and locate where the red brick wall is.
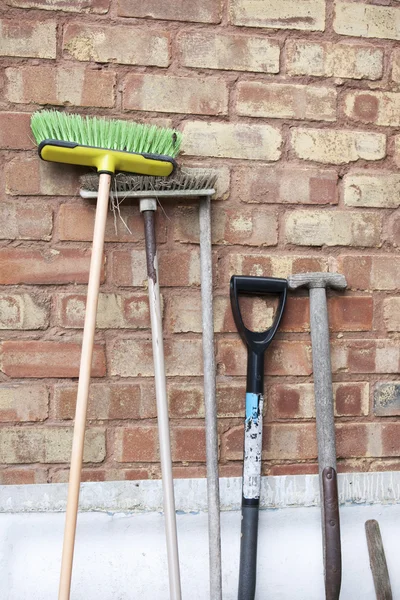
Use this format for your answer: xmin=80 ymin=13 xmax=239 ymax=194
xmin=0 ymin=0 xmax=400 ymax=484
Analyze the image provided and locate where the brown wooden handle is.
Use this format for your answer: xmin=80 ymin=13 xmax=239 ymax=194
xmin=365 ymin=519 xmax=392 ymax=600
xmin=322 ymin=467 xmax=342 ymax=600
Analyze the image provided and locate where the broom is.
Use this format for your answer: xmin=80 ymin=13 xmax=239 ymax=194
xmin=80 ymin=168 xmax=223 ymax=600
xmin=30 ymin=110 xmax=181 ymax=600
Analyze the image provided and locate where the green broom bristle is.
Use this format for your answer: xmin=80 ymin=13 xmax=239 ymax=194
xmin=30 ymin=110 xmax=182 ymax=158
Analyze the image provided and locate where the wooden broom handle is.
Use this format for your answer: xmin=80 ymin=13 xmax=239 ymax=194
xmin=58 ymin=173 xmax=111 ymax=600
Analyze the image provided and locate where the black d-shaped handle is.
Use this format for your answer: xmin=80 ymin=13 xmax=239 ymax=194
xmin=230 ymin=275 xmax=288 ymax=600
xmin=230 ymin=275 xmax=287 ymax=355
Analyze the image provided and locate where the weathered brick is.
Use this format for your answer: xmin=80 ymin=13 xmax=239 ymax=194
xmin=0 ymin=113 xmax=33 ymax=150
xmin=334 ymin=2 xmax=400 ymax=41
xmin=0 ymin=341 xmax=106 ymax=378
xmin=172 ymin=466 xmax=207 ymax=478
xmin=332 ymin=339 xmax=400 ymax=374
xmin=337 ymin=423 xmax=400 ymax=459
xmin=336 ymin=423 xmax=368 ymax=458
xmin=371 ymin=258 xmax=400 ymax=291
xmin=395 ymin=136 xmax=400 ymax=169
xmin=0 ymin=248 xmax=99 ymax=285
xmin=111 ymin=248 xmax=200 ymax=287
xmin=182 ymin=121 xmax=282 ymax=161
xmin=5 ymin=156 xmax=80 ymax=196
xmin=369 ymin=460 xmax=400 ymax=473
xmin=50 ymin=466 xmax=157 ymax=483
xmin=115 ymin=425 xmax=206 ymax=463
xmin=334 ymin=383 xmax=370 ymax=417
xmin=0 ymin=202 xmax=52 ymax=240
xmin=0 ymin=19 xmax=56 ymax=58
xmin=6 ymin=66 xmax=115 ymax=108
xmin=178 ymin=32 xmax=279 ymax=72
xmin=336 ymin=255 xmax=371 ymax=290
xmin=381 ymin=424 xmax=400 ymax=457
xmin=291 ymin=128 xmax=386 ymax=164
xmin=55 ymin=292 xmax=150 ymax=329
xmin=268 ymin=464 xmax=319 ymax=476
xmin=117 ymin=0 xmax=221 ymax=23
xmin=392 ymin=48 xmax=400 ymax=83
xmin=0 ymin=468 xmax=48 ymax=485
xmin=285 ymin=210 xmax=381 ymax=247
xmin=232 ymin=165 xmax=338 ymax=205
xmin=58 ymin=203 xmax=167 ymax=243
xmin=280 ymin=297 xmax=309 ymax=332
xmin=222 ymin=423 xmax=317 ymax=461
xmin=219 ymin=464 xmax=243 ymax=477
xmin=115 ymin=426 xmax=158 ymax=462
xmin=0 ymin=427 xmax=105 ymax=464
xmin=329 ymin=296 xmax=373 ymax=332
xmin=217 ymin=382 xmax=245 ymax=417
xmin=345 ymin=91 xmax=400 ymax=127
xmin=111 ymin=338 xmax=203 ymax=377
xmin=281 ymin=296 xmax=372 ymax=332
xmin=63 ymin=23 xmax=169 ymax=66
xmin=168 ymin=291 xmax=275 ymax=334
xmin=172 ymin=426 xmax=206 ymax=462
xmin=174 ymin=205 xmax=278 ymax=246
xmin=53 ymin=382 xmax=153 ymax=420
xmin=6 ymin=0 xmax=109 ymax=12
xmin=229 ymin=0 xmax=325 ymax=31
xmin=123 ymin=74 xmax=228 ymax=115
xmin=236 ymin=82 xmax=336 ymax=121
xmin=268 ymin=382 xmax=369 ymax=420
xmin=0 ymin=384 xmax=48 ymax=422
xmin=337 ymin=255 xmax=400 ymax=291
xmin=51 ymin=469 xmax=106 ymax=483
xmin=374 ymin=382 xmax=400 ymax=417
xmin=286 ymin=40 xmax=383 ymax=80
xmin=218 ymin=253 xmax=328 ymax=284
xmin=110 ymin=250 xmax=146 ymax=287
xmin=388 ymin=212 xmax=400 ymax=248
xmin=217 ymin=339 xmax=312 ymax=376
xmin=383 ymin=298 xmax=400 ymax=331
xmin=168 ymin=383 xmax=204 ymax=418
xmin=344 ymin=172 xmax=400 ymax=209
xmin=0 ymin=293 xmax=49 ymax=330
xmin=168 ymin=291 xmax=202 ymax=334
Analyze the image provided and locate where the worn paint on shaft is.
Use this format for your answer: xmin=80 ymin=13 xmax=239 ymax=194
xmin=243 ymin=392 xmax=263 ymax=500
xmin=143 ymin=210 xmax=157 ymax=284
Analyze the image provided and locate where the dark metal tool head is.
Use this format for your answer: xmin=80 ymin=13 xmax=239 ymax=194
xmin=287 ymin=272 xmax=347 ymax=291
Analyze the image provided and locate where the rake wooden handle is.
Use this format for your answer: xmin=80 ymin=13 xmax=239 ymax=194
xmin=58 ymin=173 xmax=110 ymax=600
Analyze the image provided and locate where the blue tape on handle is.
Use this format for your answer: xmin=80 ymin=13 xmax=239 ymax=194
xmin=245 ymin=392 xmax=260 ymax=424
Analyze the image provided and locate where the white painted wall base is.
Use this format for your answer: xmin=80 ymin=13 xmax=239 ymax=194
xmin=1 ymin=473 xmax=399 ymax=599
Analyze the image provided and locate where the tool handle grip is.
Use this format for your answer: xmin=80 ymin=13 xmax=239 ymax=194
xmin=230 ymin=276 xmax=287 ymax=354
xmin=232 ymin=275 xmax=287 ymax=295
xmin=238 ymin=505 xmax=259 ymax=600
xmin=323 ymin=467 xmax=342 ymax=600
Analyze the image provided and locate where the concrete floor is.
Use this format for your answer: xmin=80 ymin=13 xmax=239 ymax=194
xmin=0 ymin=474 xmax=399 ymax=599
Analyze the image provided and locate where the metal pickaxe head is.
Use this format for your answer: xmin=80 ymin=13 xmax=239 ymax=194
xmin=287 ymin=272 xmax=347 ymax=291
